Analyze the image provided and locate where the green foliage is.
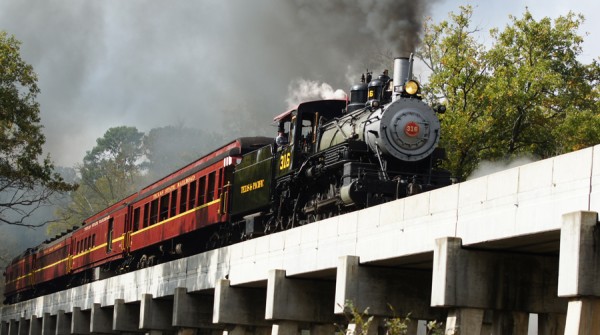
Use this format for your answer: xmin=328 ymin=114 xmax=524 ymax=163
xmin=50 ymin=126 xmax=145 ymax=234
xmin=418 ymin=6 xmax=600 ymax=180
xmin=337 ymin=301 xmax=447 ymax=335
xmin=336 ymin=300 xmax=375 ymax=335
xmin=426 ymin=320 xmax=447 ymax=335
xmin=384 ymin=305 xmax=411 ymax=335
xmin=0 ymin=31 xmax=76 ymax=227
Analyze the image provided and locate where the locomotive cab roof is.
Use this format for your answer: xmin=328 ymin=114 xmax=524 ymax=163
xmin=273 ymin=99 xmax=347 ymax=124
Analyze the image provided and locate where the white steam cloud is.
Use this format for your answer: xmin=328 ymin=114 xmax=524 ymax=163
xmin=468 ymin=156 xmax=538 ymax=180
xmin=286 ymin=79 xmax=347 ymax=108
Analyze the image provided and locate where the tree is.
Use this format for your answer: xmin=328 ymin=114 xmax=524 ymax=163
xmin=51 ymin=126 xmax=145 ymax=234
xmin=418 ymin=7 xmax=600 ymax=180
xmin=142 ymin=125 xmax=225 ymax=181
xmin=0 ymin=31 xmax=76 ymax=227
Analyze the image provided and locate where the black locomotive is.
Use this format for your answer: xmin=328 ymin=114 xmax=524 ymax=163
xmin=231 ymin=55 xmax=452 ymax=238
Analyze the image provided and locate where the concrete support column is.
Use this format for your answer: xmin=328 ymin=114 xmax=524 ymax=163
xmin=176 ymin=329 xmax=197 ymax=335
xmin=490 ymin=311 xmax=528 ymax=335
xmin=173 ymin=287 xmax=218 ymax=329
xmin=55 ymin=311 xmax=71 ymax=335
xmin=8 ymin=320 xmax=17 ymax=335
xmin=270 ymin=321 xmax=298 ymax=335
xmin=335 ymin=256 xmax=442 ymax=321
xmin=266 ymin=269 xmax=335 ymax=324
xmin=432 ymin=237 xmax=566 ymax=333
xmin=213 ymin=279 xmax=269 ymax=327
xmin=443 ymin=308 xmax=483 ymax=335
xmin=29 ymin=316 xmax=42 ymax=335
xmin=310 ymin=324 xmax=335 ymax=335
xmin=41 ymin=313 xmax=56 ymax=335
xmin=537 ymin=313 xmax=566 ymax=335
xmin=17 ymin=317 xmax=29 ymax=335
xmin=559 ymin=211 xmax=600 ymax=335
xmin=223 ymin=326 xmax=249 ymax=335
xmin=139 ymin=294 xmax=174 ymax=332
xmin=563 ymin=299 xmax=600 ymax=334
xmin=72 ymin=307 xmax=90 ymax=335
xmin=113 ymin=299 xmax=141 ymax=333
xmin=90 ymin=303 xmax=115 ymax=334
xmin=404 ymin=320 xmax=419 ymax=335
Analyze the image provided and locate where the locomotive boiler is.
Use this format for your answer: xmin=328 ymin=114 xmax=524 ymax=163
xmin=232 ymin=55 xmax=452 ymax=235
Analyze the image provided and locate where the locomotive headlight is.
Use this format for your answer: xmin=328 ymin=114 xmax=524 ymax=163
xmin=404 ymin=80 xmax=419 ymax=95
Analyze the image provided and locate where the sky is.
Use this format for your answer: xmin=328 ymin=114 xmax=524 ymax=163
xmin=0 ymin=0 xmax=599 ymax=169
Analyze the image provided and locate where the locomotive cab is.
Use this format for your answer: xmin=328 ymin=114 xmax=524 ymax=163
xmin=273 ymin=100 xmax=348 ymax=178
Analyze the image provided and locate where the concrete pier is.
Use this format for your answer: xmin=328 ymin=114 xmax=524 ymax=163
xmin=266 ymin=269 xmax=335 ymax=324
xmin=55 ymin=311 xmax=70 ymax=335
xmin=28 ymin=316 xmax=41 ymax=335
xmin=112 ymin=299 xmax=141 ymax=333
xmin=213 ymin=279 xmax=268 ymax=327
xmin=335 ymin=255 xmax=442 ymax=321
xmin=139 ymin=294 xmax=174 ymax=332
xmin=41 ymin=313 xmax=56 ymax=335
xmin=559 ymin=211 xmax=600 ymax=334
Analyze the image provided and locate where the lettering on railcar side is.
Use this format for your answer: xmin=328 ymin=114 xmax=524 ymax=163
xmin=240 ymin=179 xmax=265 ymax=194
xmin=152 ymin=175 xmax=197 ymax=200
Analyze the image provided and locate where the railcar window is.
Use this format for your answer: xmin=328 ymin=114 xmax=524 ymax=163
xmin=170 ymin=190 xmax=177 ymax=217
xmin=160 ymin=193 xmax=170 ymax=221
xmin=92 ymin=235 xmax=95 ymax=248
xmin=133 ymin=207 xmax=141 ymax=231
xmin=143 ymin=203 xmax=149 ymax=228
xmin=107 ymin=218 xmax=114 ymax=252
xmin=198 ymin=176 xmax=206 ymax=205
xmin=180 ymin=184 xmax=188 ymax=213
xmin=150 ymin=199 xmax=159 ymax=225
xmin=208 ymin=172 xmax=216 ymax=201
xmin=189 ymin=181 xmax=197 ymax=208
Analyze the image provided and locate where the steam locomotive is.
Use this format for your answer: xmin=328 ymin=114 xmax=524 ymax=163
xmin=4 ymin=56 xmax=451 ymax=304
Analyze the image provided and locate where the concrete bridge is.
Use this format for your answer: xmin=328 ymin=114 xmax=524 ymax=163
xmin=3 ymin=145 xmax=600 ymax=335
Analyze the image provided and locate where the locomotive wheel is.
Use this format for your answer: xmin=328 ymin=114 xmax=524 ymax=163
xmin=207 ymin=232 xmax=220 ymax=249
xmin=138 ymin=254 xmax=148 ymax=269
xmin=284 ymin=216 xmax=294 ymax=230
xmin=264 ymin=217 xmax=278 ymax=235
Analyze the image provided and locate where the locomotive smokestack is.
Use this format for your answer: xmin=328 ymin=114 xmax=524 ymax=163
xmin=393 ymin=55 xmax=414 ymax=101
